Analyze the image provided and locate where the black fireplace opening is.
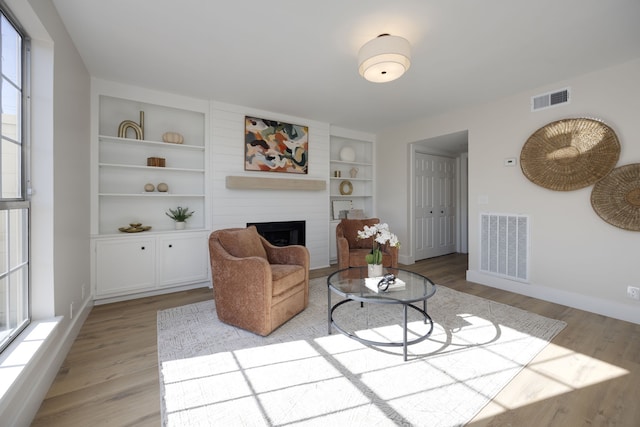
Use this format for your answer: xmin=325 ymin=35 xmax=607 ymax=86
xmin=247 ymin=220 xmax=306 ymax=247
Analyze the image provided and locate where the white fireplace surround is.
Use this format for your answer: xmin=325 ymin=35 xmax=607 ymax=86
xmin=210 ymin=101 xmax=335 ymax=269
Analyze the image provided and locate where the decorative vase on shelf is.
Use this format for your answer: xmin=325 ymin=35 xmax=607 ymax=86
xmin=175 ymin=221 xmax=186 ymax=230
xmin=367 ymin=263 xmax=383 ymax=278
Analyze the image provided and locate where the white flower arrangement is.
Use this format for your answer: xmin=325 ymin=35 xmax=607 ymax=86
xmin=357 ymin=222 xmax=400 ymax=265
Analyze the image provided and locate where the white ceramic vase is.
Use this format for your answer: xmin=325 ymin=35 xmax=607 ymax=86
xmin=367 ymin=263 xmax=383 ymax=278
xmin=175 ymin=221 xmax=186 ymax=230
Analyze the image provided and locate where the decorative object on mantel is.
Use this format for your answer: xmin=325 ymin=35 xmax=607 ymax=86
xmin=350 ymin=167 xmax=359 ymax=178
xmin=166 ymin=206 xmax=194 ymax=230
xmin=245 ymin=116 xmax=309 ymax=174
xmin=162 ymin=131 xmax=184 ymax=144
xmin=520 ymin=118 xmax=620 ymax=191
xmin=157 ymin=182 xmax=169 ymax=192
xmin=225 ymin=176 xmax=325 ymax=191
xmin=357 ymin=222 xmax=400 ymax=278
xmin=339 ymin=146 xmax=356 ymax=162
xmin=117 ymin=110 xmax=145 ymax=140
xmin=590 ymin=163 xmax=640 ymax=231
xmin=339 ymin=180 xmax=353 ymax=195
xmin=118 ymin=223 xmax=151 ymax=233
xmin=144 ymin=183 xmax=155 ymax=192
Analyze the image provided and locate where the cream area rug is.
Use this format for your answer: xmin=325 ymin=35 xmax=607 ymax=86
xmin=157 ymin=277 xmax=566 ymax=426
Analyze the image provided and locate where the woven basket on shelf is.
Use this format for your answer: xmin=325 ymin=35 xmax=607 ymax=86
xmin=591 ymin=163 xmax=640 ymax=231
xmin=520 ymin=118 xmax=620 ymax=191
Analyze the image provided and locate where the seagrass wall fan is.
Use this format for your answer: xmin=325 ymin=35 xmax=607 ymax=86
xmin=591 ymin=163 xmax=640 ymax=231
xmin=520 ymin=118 xmax=620 ymax=191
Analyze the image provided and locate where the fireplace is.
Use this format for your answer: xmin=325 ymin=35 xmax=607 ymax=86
xmin=247 ymin=220 xmax=306 ymax=246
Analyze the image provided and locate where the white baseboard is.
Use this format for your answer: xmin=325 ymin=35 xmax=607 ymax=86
xmin=466 ymin=270 xmax=640 ymax=325
xmin=398 ymin=254 xmax=413 ymax=265
xmin=93 ymin=281 xmax=209 ymax=305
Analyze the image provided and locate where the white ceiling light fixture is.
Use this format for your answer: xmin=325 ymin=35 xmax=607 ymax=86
xmin=358 ymin=33 xmax=411 ymax=83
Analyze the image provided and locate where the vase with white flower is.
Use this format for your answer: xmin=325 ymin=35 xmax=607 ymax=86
xmin=357 ymin=222 xmax=400 ymax=277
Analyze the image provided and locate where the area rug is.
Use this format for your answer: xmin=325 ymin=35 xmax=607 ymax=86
xmin=158 ymin=277 xmax=566 ymax=426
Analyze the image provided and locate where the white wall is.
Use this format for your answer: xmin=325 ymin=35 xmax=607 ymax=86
xmin=377 ymin=58 xmax=640 ymax=324
xmin=210 ymin=102 xmax=331 ymax=269
xmin=1 ymin=1 xmax=92 ymax=425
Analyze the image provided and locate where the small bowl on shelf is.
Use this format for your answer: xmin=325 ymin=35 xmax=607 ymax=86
xmin=119 ymin=224 xmax=152 ymax=233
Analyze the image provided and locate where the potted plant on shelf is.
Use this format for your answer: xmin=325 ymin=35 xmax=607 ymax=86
xmin=357 ymin=222 xmax=400 ymax=277
xmin=166 ymin=206 xmax=194 ymax=230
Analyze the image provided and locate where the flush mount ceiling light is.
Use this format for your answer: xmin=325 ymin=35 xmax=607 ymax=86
xmin=358 ymin=33 xmax=411 ymax=83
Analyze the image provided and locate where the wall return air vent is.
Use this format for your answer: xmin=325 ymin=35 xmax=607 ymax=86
xmin=531 ymin=87 xmax=570 ymax=111
xmin=480 ymin=213 xmax=529 ymax=282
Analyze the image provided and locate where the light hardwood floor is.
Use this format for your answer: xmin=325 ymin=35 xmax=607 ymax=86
xmin=31 ymin=254 xmax=640 ymax=426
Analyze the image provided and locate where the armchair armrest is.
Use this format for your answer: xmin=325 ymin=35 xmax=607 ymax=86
xmin=260 ymin=236 xmax=310 ymax=270
xmin=336 ymin=236 xmax=350 ymax=269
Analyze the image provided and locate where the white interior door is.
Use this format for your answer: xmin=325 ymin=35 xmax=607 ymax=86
xmin=415 ymin=153 xmax=456 ymax=260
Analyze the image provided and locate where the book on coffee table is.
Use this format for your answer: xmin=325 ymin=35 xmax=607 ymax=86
xmin=364 ymin=277 xmax=406 ymax=293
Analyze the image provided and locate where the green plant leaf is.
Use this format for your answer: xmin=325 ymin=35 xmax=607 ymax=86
xmin=165 ymin=206 xmax=194 ymax=222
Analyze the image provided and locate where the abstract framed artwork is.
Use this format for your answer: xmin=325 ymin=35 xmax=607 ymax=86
xmin=245 ymin=116 xmax=309 ymax=174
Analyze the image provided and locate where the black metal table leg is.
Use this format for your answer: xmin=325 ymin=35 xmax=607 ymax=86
xmin=403 ymin=304 xmax=408 ymax=361
xmin=327 ymin=286 xmax=332 ymax=334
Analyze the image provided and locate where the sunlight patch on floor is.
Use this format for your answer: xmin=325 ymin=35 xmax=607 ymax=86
xmin=162 ymin=338 xmax=389 ymax=425
xmin=473 ymin=341 xmax=629 ymax=419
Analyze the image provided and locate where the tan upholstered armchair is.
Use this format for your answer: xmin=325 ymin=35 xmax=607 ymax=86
xmin=336 ymin=218 xmax=399 ymax=270
xmin=208 ymin=226 xmax=309 ymax=336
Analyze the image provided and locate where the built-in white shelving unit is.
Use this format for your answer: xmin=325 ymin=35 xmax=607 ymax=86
xmin=329 ymin=134 xmax=375 ymax=262
xmin=90 ymin=81 xmax=211 ymax=303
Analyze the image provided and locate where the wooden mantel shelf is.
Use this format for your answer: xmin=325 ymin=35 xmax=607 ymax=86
xmin=225 ymin=175 xmax=326 ymax=191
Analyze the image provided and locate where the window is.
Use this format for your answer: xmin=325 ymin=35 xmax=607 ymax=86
xmin=0 ymin=7 xmax=29 ymax=353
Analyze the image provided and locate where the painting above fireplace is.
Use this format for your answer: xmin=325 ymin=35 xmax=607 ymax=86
xmin=244 ymin=116 xmax=309 ymax=174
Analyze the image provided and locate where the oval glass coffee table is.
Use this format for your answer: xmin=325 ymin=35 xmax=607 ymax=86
xmin=327 ymin=267 xmax=436 ymax=361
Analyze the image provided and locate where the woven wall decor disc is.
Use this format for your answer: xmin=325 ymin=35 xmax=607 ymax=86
xmin=591 ymin=163 xmax=640 ymax=231
xmin=520 ymin=118 xmax=620 ymax=191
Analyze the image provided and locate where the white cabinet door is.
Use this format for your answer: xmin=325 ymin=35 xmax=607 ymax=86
xmin=96 ymin=238 xmax=156 ymax=297
xmin=158 ymin=233 xmax=209 ymax=287
xmin=414 ymin=153 xmax=456 ymax=260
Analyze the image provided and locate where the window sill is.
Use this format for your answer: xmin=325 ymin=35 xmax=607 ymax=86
xmin=0 ymin=317 xmax=62 ymax=411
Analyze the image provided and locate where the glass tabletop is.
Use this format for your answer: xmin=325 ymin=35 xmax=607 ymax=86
xmin=327 ymin=267 xmax=436 ymax=304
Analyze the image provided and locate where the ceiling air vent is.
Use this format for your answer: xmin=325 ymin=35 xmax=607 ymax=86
xmin=531 ymin=87 xmax=570 ymax=111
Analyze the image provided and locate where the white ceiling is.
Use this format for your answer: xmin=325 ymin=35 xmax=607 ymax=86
xmin=52 ymin=0 xmax=640 ymax=138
